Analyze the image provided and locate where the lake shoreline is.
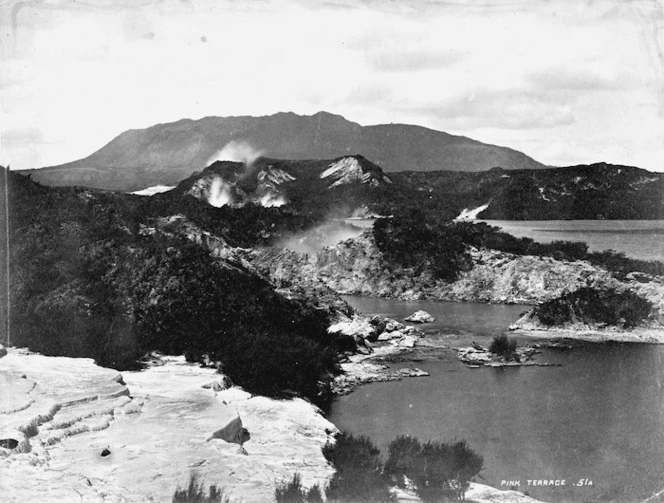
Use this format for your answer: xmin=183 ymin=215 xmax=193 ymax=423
xmin=509 ymin=325 xmax=664 ymax=344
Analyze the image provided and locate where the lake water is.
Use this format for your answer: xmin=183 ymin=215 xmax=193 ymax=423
xmin=482 ymin=220 xmax=664 ymax=262
xmin=329 ymin=296 xmax=664 ymax=503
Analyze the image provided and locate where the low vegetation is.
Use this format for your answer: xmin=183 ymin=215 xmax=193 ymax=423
xmin=172 ymin=476 xmax=234 ymax=503
xmin=274 ymin=474 xmax=324 ymax=503
xmin=386 ymin=437 xmax=484 ymax=502
xmin=323 ymin=434 xmax=395 ymax=503
xmin=488 ymin=334 xmax=518 ymax=361
xmin=276 ymin=433 xmax=483 ymax=502
xmin=373 ymin=210 xmax=472 ymax=282
xmin=533 ymin=287 xmax=653 ymax=328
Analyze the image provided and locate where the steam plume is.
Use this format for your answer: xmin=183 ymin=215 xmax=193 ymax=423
xmin=259 ymin=192 xmax=286 ymax=208
xmin=207 ymin=140 xmax=264 ymax=168
xmin=208 ymin=177 xmax=233 ymax=207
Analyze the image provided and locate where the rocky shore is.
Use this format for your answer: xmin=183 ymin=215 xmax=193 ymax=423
xmin=456 ymin=345 xmax=562 ymax=368
xmin=332 ymin=346 xmax=430 ymax=395
xmin=509 ymin=323 xmax=664 ymax=344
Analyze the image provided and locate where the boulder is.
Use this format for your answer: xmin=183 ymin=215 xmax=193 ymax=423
xmin=369 ymin=315 xmax=387 ymax=334
xmin=385 ymin=320 xmax=405 ymax=332
xmin=404 ymin=310 xmax=435 ymax=323
xmin=398 ymin=335 xmax=418 ymax=348
xmin=201 ymin=375 xmax=233 ymax=391
xmin=378 ymin=330 xmax=403 ymax=341
xmin=328 ymin=315 xmax=379 ymax=341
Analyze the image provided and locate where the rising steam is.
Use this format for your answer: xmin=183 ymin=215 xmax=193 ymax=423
xmin=277 ymin=221 xmax=365 ymax=254
xmin=208 ymin=177 xmax=233 ymax=207
xmin=202 ymin=141 xmax=290 ymax=208
xmin=207 ymin=140 xmax=264 ymax=167
xmin=259 ymin=192 xmax=287 ymax=208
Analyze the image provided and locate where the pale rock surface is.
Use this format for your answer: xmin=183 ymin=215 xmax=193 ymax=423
xmin=391 ymin=482 xmax=544 ymax=503
xmin=385 ymin=320 xmax=406 ymax=332
xmin=378 ymin=329 xmax=403 ymax=341
xmin=467 ymin=482 xmax=545 ymax=502
xmin=455 ymin=204 xmax=490 ymax=221
xmin=404 ymin=310 xmax=435 ymax=323
xmin=332 ymin=346 xmax=429 ymax=395
xmin=0 ymin=350 xmax=336 ymax=502
xmin=392 ymin=335 xmax=417 ymax=348
xmin=130 ymin=184 xmax=176 ymax=196
xmin=328 ymin=315 xmax=377 ymax=340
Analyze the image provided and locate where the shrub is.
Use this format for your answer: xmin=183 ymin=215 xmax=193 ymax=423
xmin=305 ymin=485 xmax=324 ymax=503
xmin=383 ymin=435 xmax=422 ymax=486
xmin=172 ymin=475 xmax=234 ymax=503
xmin=373 ymin=211 xmax=472 ymax=282
xmin=385 ymin=439 xmax=483 ymax=502
xmin=323 ymin=434 xmax=394 ymax=503
xmin=274 ymin=474 xmax=324 ymax=503
xmin=534 ymin=287 xmax=653 ymax=328
xmin=488 ymin=334 xmax=518 ymax=361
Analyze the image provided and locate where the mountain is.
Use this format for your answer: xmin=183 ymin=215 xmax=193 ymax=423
xmin=26 ymin=111 xmax=546 ymax=191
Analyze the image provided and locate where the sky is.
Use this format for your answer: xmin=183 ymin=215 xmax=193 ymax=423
xmin=1 ymin=0 xmax=663 ymax=172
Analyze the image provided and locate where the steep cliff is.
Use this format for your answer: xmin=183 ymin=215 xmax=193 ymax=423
xmin=249 ymin=232 xmax=664 ymax=315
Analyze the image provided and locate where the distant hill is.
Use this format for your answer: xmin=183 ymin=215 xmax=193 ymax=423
xmin=25 ymin=111 xmax=546 ymax=191
xmin=159 ymin=157 xmax=664 ymax=221
xmin=387 ymin=163 xmax=664 ymax=220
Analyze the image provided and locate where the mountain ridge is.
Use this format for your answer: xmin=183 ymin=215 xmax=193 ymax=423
xmin=25 ymin=111 xmax=547 ymax=191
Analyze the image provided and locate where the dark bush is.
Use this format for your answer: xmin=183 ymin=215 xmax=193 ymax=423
xmin=383 ymin=435 xmax=422 ymax=486
xmin=534 ymin=287 xmax=653 ymax=328
xmin=323 ymin=434 xmax=394 ymax=503
xmin=373 ymin=211 xmax=472 ymax=282
xmin=488 ymin=334 xmax=518 ymax=361
xmin=172 ymin=475 xmax=233 ymax=503
xmin=385 ymin=438 xmax=483 ymax=502
xmin=274 ymin=474 xmax=324 ymax=503
xmin=305 ymin=485 xmax=324 ymax=503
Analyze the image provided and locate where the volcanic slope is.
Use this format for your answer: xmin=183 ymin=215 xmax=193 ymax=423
xmin=27 ymin=111 xmax=545 ymax=191
xmin=163 ymin=157 xmax=664 ymax=221
xmin=168 ymin=155 xmax=393 ymax=216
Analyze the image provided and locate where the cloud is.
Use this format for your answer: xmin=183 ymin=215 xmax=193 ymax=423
xmin=3 ymin=126 xmax=47 ymax=145
xmin=368 ymin=50 xmax=464 ymax=73
xmin=527 ymin=66 xmax=636 ymax=93
xmin=412 ymin=89 xmax=576 ymax=130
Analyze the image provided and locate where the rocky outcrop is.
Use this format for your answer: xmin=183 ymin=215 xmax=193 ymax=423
xmin=328 ymin=314 xmax=425 ymax=354
xmin=250 ymin=232 xmax=664 ymax=312
xmin=0 ymin=350 xmax=336 ymax=502
xmin=456 ymin=345 xmax=560 ymax=368
xmin=332 ymin=346 xmax=429 ymax=395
